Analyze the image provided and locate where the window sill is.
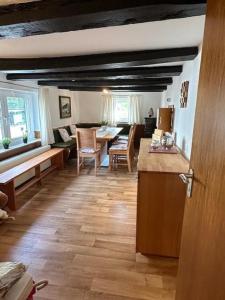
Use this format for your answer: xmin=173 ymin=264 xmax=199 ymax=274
xmin=0 ymin=139 xmax=42 ymax=161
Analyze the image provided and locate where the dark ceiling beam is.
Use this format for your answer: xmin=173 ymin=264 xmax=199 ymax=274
xmin=2 ymin=47 xmax=198 ymax=72
xmin=7 ymin=66 xmax=183 ymax=81
xmin=58 ymin=86 xmax=167 ymax=92
xmin=0 ymin=0 xmax=207 ymax=39
xmin=38 ymin=78 xmax=173 ymax=87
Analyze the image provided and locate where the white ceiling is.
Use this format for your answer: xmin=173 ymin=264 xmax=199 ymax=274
xmin=0 ymin=16 xmax=205 ymax=59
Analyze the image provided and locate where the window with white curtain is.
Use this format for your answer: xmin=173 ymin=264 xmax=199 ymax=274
xmin=112 ymin=95 xmax=130 ymax=123
xmin=0 ymin=89 xmax=40 ymax=148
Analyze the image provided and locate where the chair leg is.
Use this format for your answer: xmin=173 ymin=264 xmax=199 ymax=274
xmin=127 ymin=155 xmax=132 ymax=173
xmin=63 ymin=148 xmax=70 ymax=161
xmin=95 ymin=156 xmax=98 ymax=176
xmin=109 ymin=153 xmax=113 ymax=171
xmin=77 ymin=155 xmax=80 ymax=175
xmin=81 ymin=157 xmax=84 ymax=168
xmin=98 ymin=153 xmax=101 ymax=168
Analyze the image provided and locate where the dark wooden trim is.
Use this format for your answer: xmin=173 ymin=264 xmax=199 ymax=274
xmin=0 ymin=1 xmax=207 ymax=38
xmin=3 ymin=48 xmax=198 ymax=72
xmin=58 ymin=86 xmax=167 ymax=92
xmin=0 ymin=140 xmax=41 ymax=162
xmin=38 ymin=78 xmax=173 ymax=87
xmin=7 ymin=66 xmax=183 ymax=81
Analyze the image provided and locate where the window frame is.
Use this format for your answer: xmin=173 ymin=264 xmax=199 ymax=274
xmin=112 ymin=95 xmax=130 ymax=124
xmin=0 ymin=89 xmax=39 ymax=148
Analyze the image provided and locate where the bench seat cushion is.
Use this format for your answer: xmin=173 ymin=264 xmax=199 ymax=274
xmin=109 ymin=144 xmax=128 ymax=151
xmin=118 ymin=135 xmax=129 ymax=141
xmin=51 ymin=140 xmax=76 ymax=149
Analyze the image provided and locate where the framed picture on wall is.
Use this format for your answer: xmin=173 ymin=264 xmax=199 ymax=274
xmin=59 ymin=96 xmax=71 ymax=119
xmin=180 ymin=81 xmax=189 ymax=108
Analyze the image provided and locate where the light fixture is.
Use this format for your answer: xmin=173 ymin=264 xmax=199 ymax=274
xmin=103 ymin=88 xmax=109 ymax=94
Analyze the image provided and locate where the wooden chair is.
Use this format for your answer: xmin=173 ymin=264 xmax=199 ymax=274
xmin=76 ymin=128 xmax=101 ymax=176
xmin=109 ymin=125 xmax=136 ymax=172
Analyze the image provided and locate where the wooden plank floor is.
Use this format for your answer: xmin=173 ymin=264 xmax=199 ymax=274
xmin=0 ymin=161 xmax=178 ymax=300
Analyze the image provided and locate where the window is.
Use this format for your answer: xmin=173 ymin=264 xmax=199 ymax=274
xmin=0 ymin=89 xmax=40 ymax=148
xmin=7 ymin=97 xmax=27 ymax=139
xmin=112 ymin=95 xmax=130 ymax=123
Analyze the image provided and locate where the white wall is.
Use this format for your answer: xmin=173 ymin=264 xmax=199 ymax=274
xmin=77 ymin=92 xmax=103 ymax=123
xmin=139 ymin=92 xmax=162 ymax=123
xmin=77 ymin=91 xmax=162 ymax=124
xmin=161 ymin=50 xmax=202 ymax=159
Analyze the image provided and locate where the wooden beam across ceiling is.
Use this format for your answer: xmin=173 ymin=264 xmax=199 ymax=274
xmin=58 ymin=86 xmax=167 ymax=92
xmin=0 ymin=0 xmax=207 ymax=39
xmin=2 ymin=47 xmax=198 ymax=72
xmin=37 ymin=78 xmax=173 ymax=87
xmin=6 ymin=66 xmax=183 ymax=81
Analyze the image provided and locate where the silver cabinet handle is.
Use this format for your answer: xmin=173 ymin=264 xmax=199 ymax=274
xmin=179 ymin=169 xmax=194 ymax=198
xmin=179 ymin=172 xmax=193 ymax=184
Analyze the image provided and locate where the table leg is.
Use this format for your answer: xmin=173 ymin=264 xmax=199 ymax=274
xmin=100 ymin=141 xmax=110 ymax=167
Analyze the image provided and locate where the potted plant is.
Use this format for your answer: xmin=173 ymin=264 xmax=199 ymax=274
xmin=22 ymin=130 xmax=28 ymax=144
xmin=100 ymin=121 xmax=108 ymax=131
xmin=1 ymin=137 xmax=11 ymax=149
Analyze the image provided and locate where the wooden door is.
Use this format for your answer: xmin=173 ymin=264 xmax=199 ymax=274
xmin=176 ymin=0 xmax=225 ymax=299
xmin=157 ymin=108 xmax=172 ymax=132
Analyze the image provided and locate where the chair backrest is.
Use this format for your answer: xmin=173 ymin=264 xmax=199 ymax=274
xmin=76 ymin=128 xmax=97 ymax=150
xmin=127 ymin=125 xmax=136 ymax=151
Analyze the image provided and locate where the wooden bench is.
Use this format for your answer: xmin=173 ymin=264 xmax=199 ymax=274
xmin=0 ymin=148 xmax=64 ymax=211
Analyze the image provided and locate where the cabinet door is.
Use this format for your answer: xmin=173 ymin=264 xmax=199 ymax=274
xmin=136 ymin=171 xmax=186 ymax=257
xmin=158 ymin=108 xmax=172 ymax=132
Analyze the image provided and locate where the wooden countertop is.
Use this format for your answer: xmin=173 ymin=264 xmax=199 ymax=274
xmin=137 ymin=138 xmax=189 ymax=173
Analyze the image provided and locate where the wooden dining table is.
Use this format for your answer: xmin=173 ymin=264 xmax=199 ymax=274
xmin=71 ymin=127 xmax=123 ymax=166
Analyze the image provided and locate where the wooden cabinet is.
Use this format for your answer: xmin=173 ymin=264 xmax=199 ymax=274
xmin=144 ymin=117 xmax=156 ymax=138
xmin=157 ymin=108 xmax=173 ymax=132
xmin=136 ymin=139 xmax=189 ymax=257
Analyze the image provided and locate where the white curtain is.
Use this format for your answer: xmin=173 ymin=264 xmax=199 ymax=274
xmin=129 ymin=95 xmax=141 ymax=124
xmin=25 ymin=93 xmax=35 ymax=139
xmin=39 ymin=87 xmax=55 ymax=145
xmin=71 ymin=91 xmax=80 ymax=124
xmin=102 ymin=94 xmax=115 ymax=125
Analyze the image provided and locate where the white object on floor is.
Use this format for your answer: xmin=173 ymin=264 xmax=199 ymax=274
xmin=0 ymin=210 xmax=15 ymax=222
xmin=0 ymin=209 xmax=8 ymax=220
xmin=3 ymin=272 xmax=33 ymax=300
xmin=0 ymin=262 xmax=26 ymax=297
